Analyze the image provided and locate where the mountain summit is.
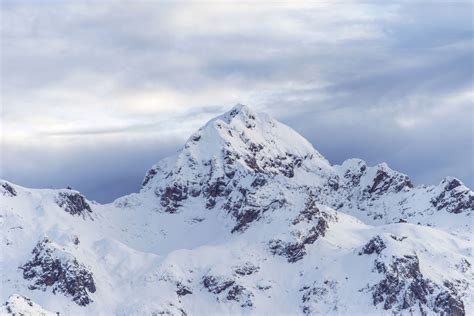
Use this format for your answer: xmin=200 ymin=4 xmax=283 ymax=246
xmin=1 ymin=105 xmax=472 ymax=315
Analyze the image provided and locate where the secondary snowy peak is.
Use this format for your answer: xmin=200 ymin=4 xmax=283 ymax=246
xmin=335 ymin=158 xmax=414 ymax=195
xmin=431 ymin=176 xmax=474 ymax=214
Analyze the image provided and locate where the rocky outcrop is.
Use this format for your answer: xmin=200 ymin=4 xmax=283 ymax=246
xmin=1 ymin=182 xmax=17 ymax=197
xmin=370 ymin=253 xmax=465 ymax=315
xmin=432 ymin=177 xmax=474 ymax=214
xmin=55 ymin=191 xmax=92 ymax=217
xmin=433 ymin=281 xmax=466 ymax=316
xmin=20 ymin=237 xmax=96 ymax=306
xmin=233 ymin=263 xmax=259 ymax=276
xmin=160 ymin=184 xmax=189 ymax=213
xmin=368 ymin=168 xmax=413 ymax=195
xmin=372 ymin=254 xmax=432 ymax=311
xmin=201 ymin=275 xmax=253 ymax=308
xmin=202 ymin=275 xmax=235 ymax=295
xmin=341 ymin=159 xmax=367 ymax=187
xmin=269 ymin=200 xmax=331 ymax=262
xmin=176 ymin=282 xmax=193 ymax=297
xmin=268 ymin=221 xmax=328 ymax=263
xmin=231 ymin=198 xmax=287 ymax=233
xmin=300 ymin=280 xmax=338 ymax=315
xmin=142 ymin=167 xmax=158 ymax=187
xmin=359 ymin=235 xmax=387 ymax=255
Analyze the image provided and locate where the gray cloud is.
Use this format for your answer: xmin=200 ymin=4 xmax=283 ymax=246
xmin=1 ymin=137 xmax=181 ymax=202
xmin=1 ymin=1 xmax=472 ymax=202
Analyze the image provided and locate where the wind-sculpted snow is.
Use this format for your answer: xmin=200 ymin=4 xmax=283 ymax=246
xmin=0 ymin=105 xmax=472 ymax=315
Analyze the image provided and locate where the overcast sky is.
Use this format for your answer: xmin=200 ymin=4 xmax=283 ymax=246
xmin=1 ymin=1 xmax=473 ymax=202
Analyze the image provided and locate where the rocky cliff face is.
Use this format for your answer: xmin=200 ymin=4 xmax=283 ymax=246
xmin=1 ymin=105 xmax=472 ymax=315
xmin=359 ymin=235 xmax=467 ymax=315
xmin=20 ymin=237 xmax=96 ymax=306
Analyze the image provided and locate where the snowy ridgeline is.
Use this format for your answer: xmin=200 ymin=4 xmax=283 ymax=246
xmin=1 ymin=105 xmax=473 ymax=315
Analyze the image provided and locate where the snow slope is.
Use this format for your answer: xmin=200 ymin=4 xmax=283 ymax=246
xmin=1 ymin=105 xmax=472 ymax=315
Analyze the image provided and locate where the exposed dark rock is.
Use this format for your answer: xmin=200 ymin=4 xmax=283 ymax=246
xmin=374 ymin=259 xmax=387 ymax=274
xmin=72 ymin=236 xmax=80 ymax=245
xmin=223 ymin=189 xmax=247 ymax=219
xmin=234 ymin=263 xmax=259 ymax=276
xmin=455 ymin=259 xmax=471 ymax=273
xmin=228 ymin=107 xmax=241 ymax=118
xmin=191 ymin=134 xmax=201 ymax=142
xmin=202 ymin=276 xmax=235 ymax=294
xmin=434 ymin=289 xmax=465 ymax=316
xmin=206 ymin=198 xmax=216 ymax=209
xmin=160 ymin=184 xmax=188 ymax=213
xmin=223 ymin=149 xmax=239 ymax=179
xmin=268 ymin=198 xmax=331 ymax=262
xmin=370 ymin=254 xmax=465 ymax=315
xmin=20 ymin=237 xmax=96 ymax=306
xmin=205 ymin=178 xmax=227 ymax=199
xmin=359 ymin=236 xmax=386 ymax=255
xmin=201 ymin=274 xmax=253 ymax=308
xmin=142 ymin=168 xmax=158 ymax=187
xmin=343 ymin=163 xmax=367 ymax=186
xmin=390 ymin=235 xmax=407 ymax=242
xmin=176 ymin=282 xmax=192 ymax=297
xmin=256 ymin=283 xmax=272 ymax=291
xmin=231 ymin=199 xmax=286 ymax=233
xmin=244 ymin=156 xmax=262 ymax=173
xmin=328 ymin=177 xmax=339 ymax=191
xmin=431 ymin=178 xmax=474 ymax=214
xmin=260 ymin=154 xmax=303 ymax=178
xmin=300 ymin=280 xmax=338 ymax=315
xmin=55 ymin=192 xmax=92 ymax=217
xmin=250 ymin=176 xmax=266 ymax=188
xmin=445 ymin=178 xmax=462 ymax=191
xmin=372 ymin=255 xmax=432 ymax=311
xmin=1 ymin=182 xmax=16 ymax=197
xmin=231 ymin=209 xmax=260 ymax=233
xmin=292 ymin=200 xmax=326 ymax=225
xmin=226 ymin=284 xmax=253 ymax=307
xmin=368 ymin=169 xmax=413 ymax=195
xmin=248 ymin=143 xmax=263 ymax=153
xmin=269 ymin=218 xmax=329 ymax=263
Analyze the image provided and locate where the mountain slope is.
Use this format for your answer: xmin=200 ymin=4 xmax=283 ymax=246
xmin=1 ymin=105 xmax=472 ymax=315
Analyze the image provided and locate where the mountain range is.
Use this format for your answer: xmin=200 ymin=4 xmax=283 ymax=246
xmin=1 ymin=104 xmax=472 ymax=315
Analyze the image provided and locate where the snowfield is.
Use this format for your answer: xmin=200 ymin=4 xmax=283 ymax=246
xmin=1 ymin=105 xmax=472 ymax=315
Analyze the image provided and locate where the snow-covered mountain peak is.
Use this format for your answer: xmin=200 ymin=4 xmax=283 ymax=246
xmin=218 ymin=103 xmax=256 ymax=124
xmin=140 ymin=105 xmax=332 ymax=212
xmin=183 ymin=103 xmax=327 ymax=163
xmin=2 ymin=105 xmax=472 ymax=315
